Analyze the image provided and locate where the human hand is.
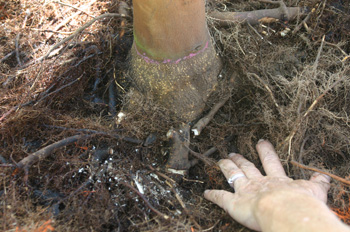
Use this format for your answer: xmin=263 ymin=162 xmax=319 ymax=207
xmin=204 ymin=139 xmax=331 ymax=231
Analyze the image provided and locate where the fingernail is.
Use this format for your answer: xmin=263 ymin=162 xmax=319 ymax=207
xmin=258 ymin=139 xmax=265 ymax=143
xmin=229 ymin=153 xmax=237 ymax=158
xmin=217 ymin=159 xmax=226 ymax=167
xmin=204 ymin=190 xmax=210 ymax=195
xmin=320 ymin=173 xmax=331 ymax=182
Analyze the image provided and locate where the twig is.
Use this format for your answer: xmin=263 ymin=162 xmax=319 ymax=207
xmin=17 ymin=134 xmax=91 ymax=170
xmin=247 ymin=22 xmax=265 ymax=40
xmin=0 ymin=164 xmax=15 ymax=167
xmin=203 ymin=220 xmax=221 ymax=232
xmin=41 ymin=13 xmax=123 ymax=61
xmin=120 ymin=182 xmax=169 ymax=220
xmin=30 ymin=28 xmax=74 ymax=35
xmin=0 ymin=101 xmax=33 ymax=124
xmin=192 ymin=95 xmax=230 ymax=136
xmin=147 ymin=165 xmax=177 ymax=184
xmin=248 ymin=73 xmax=281 ymax=112
xmin=0 ymin=51 xmax=15 ymax=63
xmin=297 ymin=136 xmax=309 ymax=179
xmin=56 ymin=179 xmax=93 ymax=205
xmin=34 ymin=74 xmax=82 ymax=105
xmin=15 ymin=34 xmax=22 ymax=67
xmin=291 ymin=161 xmax=350 ymax=186
xmin=323 ymin=41 xmax=348 ymax=57
xmin=52 ymin=0 xmax=95 ymax=18
xmin=45 ymin=0 xmax=97 ymax=41
xmin=43 ymin=125 xmax=142 ymax=144
xmin=312 ymin=35 xmax=325 ymax=74
xmin=293 ymin=11 xmax=311 ymax=34
xmin=303 ymin=76 xmax=345 ymax=119
xmin=187 ymin=147 xmax=216 ymax=166
xmin=15 ymin=9 xmax=30 ymax=67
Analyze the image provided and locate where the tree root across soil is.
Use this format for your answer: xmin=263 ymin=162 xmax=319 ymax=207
xmin=1 ymin=0 xmax=350 ymax=231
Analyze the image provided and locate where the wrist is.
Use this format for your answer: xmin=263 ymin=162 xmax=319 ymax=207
xmin=254 ymin=190 xmax=349 ymax=232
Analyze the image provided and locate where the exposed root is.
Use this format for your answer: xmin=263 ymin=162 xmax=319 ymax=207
xmin=208 ymin=5 xmax=307 ymax=26
xmin=165 ymin=124 xmax=192 ymax=176
xmin=291 ymin=161 xmax=350 ymax=186
xmin=121 ymin=182 xmax=170 ymax=220
xmin=17 ymin=134 xmax=91 ymax=170
xmin=192 ymin=94 xmax=230 ymax=136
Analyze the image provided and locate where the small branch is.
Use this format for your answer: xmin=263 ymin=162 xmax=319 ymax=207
xmin=248 ymin=73 xmax=281 ymax=112
xmin=121 ymin=182 xmax=169 ymax=220
xmin=17 ymin=134 xmax=91 ymax=170
xmin=0 ymin=101 xmax=33 ymax=124
xmin=312 ymin=35 xmax=325 ymax=74
xmin=192 ymin=95 xmax=230 ymax=136
xmin=33 ymin=13 xmax=124 ymax=65
xmin=52 ymin=0 xmax=96 ymax=18
xmin=147 ymin=165 xmax=177 ymax=184
xmin=203 ymin=147 xmax=218 ymax=157
xmin=187 ymin=147 xmax=216 ymax=166
xmin=15 ymin=9 xmax=30 ymax=67
xmin=45 ymin=0 xmax=97 ymax=41
xmin=293 ymin=11 xmax=312 ymax=34
xmin=34 ymin=74 xmax=82 ymax=105
xmin=43 ymin=125 xmax=143 ymax=144
xmin=291 ymin=161 xmax=350 ymax=186
xmin=0 ymin=51 xmax=15 ymax=63
xmin=15 ymin=34 xmax=22 ymax=67
xmin=209 ymin=6 xmax=307 ymax=26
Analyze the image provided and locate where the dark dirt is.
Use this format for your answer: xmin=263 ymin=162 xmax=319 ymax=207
xmin=1 ymin=0 xmax=350 ymax=231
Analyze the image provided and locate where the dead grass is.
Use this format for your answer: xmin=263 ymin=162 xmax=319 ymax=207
xmin=1 ymin=0 xmax=350 ymax=231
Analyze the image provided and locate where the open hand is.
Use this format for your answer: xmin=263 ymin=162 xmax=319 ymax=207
xmin=204 ymin=139 xmax=331 ymax=231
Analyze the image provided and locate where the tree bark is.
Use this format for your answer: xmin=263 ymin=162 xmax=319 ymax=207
xmin=130 ymin=0 xmax=222 ymax=122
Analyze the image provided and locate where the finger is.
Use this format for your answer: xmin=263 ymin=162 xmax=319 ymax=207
xmin=229 ymin=153 xmax=263 ymax=179
xmin=256 ymin=140 xmax=286 ymax=177
xmin=218 ymin=159 xmax=248 ymax=189
xmin=310 ymin=172 xmax=331 ymax=202
xmin=204 ymin=189 xmax=236 ymax=213
xmin=205 ymin=189 xmax=261 ymax=231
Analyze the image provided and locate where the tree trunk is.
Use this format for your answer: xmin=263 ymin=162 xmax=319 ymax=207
xmin=130 ymin=0 xmax=222 ymax=122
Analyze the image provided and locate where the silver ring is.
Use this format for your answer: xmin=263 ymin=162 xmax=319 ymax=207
xmin=227 ymin=173 xmax=245 ymax=185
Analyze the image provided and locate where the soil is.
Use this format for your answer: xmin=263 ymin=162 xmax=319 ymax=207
xmin=1 ymin=0 xmax=350 ymax=231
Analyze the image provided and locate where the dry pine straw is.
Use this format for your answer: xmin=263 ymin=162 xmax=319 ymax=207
xmin=1 ymin=0 xmax=350 ymax=231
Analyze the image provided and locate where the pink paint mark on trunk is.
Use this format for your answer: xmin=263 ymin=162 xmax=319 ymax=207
xmin=135 ymin=41 xmax=209 ymax=64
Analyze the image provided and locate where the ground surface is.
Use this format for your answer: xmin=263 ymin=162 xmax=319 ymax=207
xmin=1 ymin=0 xmax=350 ymax=231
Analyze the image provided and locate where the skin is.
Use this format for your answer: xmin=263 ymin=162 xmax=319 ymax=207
xmin=204 ymin=139 xmax=350 ymax=232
